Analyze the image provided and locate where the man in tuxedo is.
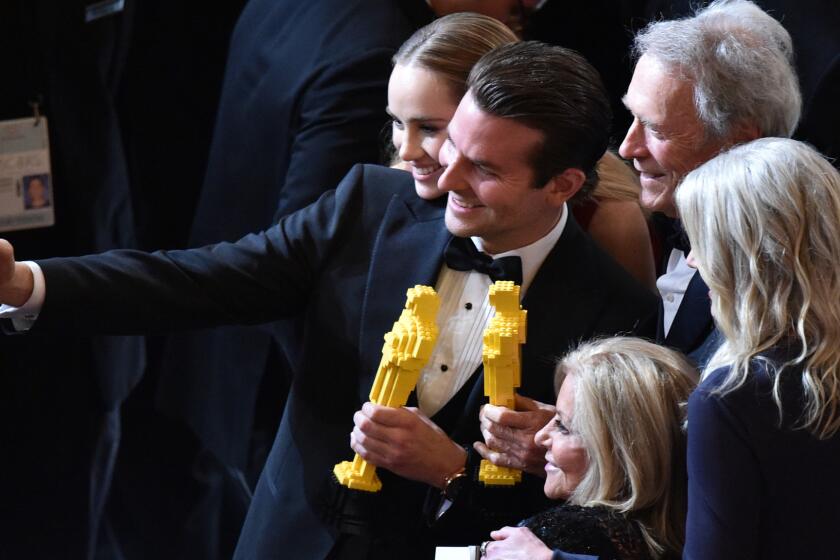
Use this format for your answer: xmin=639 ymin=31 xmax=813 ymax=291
xmin=0 ymin=43 xmax=656 ymax=559
xmin=153 ymin=4 xmax=530 ymax=555
xmin=618 ymin=0 xmax=802 ymax=362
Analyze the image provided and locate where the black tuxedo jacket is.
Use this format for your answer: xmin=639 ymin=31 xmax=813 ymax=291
xmin=653 ymin=215 xmax=716 ymax=365
xmin=659 ymin=271 xmax=715 ymax=355
xmin=32 ymin=165 xmax=657 ymax=559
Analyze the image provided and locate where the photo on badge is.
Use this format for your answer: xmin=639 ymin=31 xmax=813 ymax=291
xmin=22 ymin=173 xmax=51 ymax=210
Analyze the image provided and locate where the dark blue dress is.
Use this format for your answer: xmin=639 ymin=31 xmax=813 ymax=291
xmin=686 ymin=354 xmax=840 ymax=559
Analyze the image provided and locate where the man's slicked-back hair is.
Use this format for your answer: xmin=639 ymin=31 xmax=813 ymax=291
xmin=467 ymin=41 xmax=612 ymax=194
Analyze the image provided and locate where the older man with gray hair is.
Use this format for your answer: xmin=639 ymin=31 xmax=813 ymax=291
xmin=619 ymin=0 xmax=801 ymax=362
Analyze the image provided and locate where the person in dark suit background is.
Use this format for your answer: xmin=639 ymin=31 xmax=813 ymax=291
xmin=523 ymin=0 xmax=638 ymax=141
xmin=101 ymin=2 xmax=247 ymax=559
xmin=0 ymin=1 xmax=244 ymax=558
xmin=797 ymin=52 xmax=840 ymax=167
xmin=0 ymin=2 xmax=144 ymax=558
xmin=617 ymin=0 xmax=802 ymax=364
xmin=0 ymin=42 xmax=656 ymax=559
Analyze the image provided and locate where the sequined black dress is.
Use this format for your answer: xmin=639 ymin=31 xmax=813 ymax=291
xmin=522 ymin=504 xmax=654 ymax=560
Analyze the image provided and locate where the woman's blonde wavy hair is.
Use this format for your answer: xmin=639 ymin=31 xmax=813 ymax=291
xmin=556 ymin=337 xmax=698 ymax=558
xmin=676 ymin=137 xmax=840 ymax=439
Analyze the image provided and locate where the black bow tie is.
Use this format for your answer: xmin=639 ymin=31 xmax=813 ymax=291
xmin=444 ymin=236 xmax=523 ymax=285
xmin=658 ymin=216 xmax=691 ymax=255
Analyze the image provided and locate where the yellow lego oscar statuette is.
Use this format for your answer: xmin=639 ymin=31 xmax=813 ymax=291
xmin=333 ymin=285 xmax=440 ymax=492
xmin=479 ymin=280 xmax=527 ymax=486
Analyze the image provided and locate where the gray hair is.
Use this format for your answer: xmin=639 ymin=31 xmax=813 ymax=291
xmin=633 ymin=0 xmax=801 ymax=139
xmin=676 ymin=138 xmax=840 ymax=439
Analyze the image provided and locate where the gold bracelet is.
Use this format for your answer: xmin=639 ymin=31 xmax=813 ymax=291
xmin=441 ymin=467 xmax=467 ymax=501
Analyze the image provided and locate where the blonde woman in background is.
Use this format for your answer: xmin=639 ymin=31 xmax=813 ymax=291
xmin=388 ymin=13 xmax=656 ymax=290
xmin=676 ymin=138 xmax=840 ymax=559
xmin=483 ymin=337 xmax=696 ymax=559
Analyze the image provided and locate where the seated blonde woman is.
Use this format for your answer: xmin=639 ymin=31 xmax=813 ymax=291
xmin=482 ymin=337 xmax=697 ymax=560
xmin=387 ymin=13 xmax=655 ymax=290
xmin=676 ymin=137 xmax=840 ymax=559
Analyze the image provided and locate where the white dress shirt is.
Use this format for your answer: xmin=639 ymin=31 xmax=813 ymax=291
xmin=656 ymin=248 xmax=695 ymax=337
xmin=0 ymin=261 xmax=45 ymax=331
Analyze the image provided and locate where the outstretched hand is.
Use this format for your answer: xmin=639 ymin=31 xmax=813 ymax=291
xmin=474 ymin=394 xmax=555 ymax=476
xmin=483 ymin=526 xmax=554 ymax=560
xmin=0 ymin=239 xmax=15 ymax=284
xmin=350 ymin=402 xmax=466 ymax=488
xmin=0 ymin=239 xmax=33 ymax=307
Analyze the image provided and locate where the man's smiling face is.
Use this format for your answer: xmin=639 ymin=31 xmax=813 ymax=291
xmin=619 ymin=54 xmax=731 ymax=217
xmin=437 ymin=92 xmax=565 ymax=255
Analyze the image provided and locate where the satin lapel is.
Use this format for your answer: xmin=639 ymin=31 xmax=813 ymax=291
xmin=665 ymin=269 xmax=714 ymax=353
xmin=656 ymin=300 xmax=667 ymax=342
xmin=357 ymin=195 xmax=449 ymax=403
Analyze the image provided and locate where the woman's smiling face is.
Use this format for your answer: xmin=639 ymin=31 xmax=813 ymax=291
xmin=534 ymin=372 xmax=589 ymax=500
xmin=388 ymin=63 xmax=459 ymax=200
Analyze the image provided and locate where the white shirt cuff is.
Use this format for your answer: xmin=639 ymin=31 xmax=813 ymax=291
xmin=0 ymin=261 xmax=46 ymax=331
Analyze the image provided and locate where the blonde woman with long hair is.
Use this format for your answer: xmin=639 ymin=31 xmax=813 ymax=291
xmin=483 ymin=337 xmax=697 ymax=559
xmin=676 ymin=137 xmax=840 ymax=559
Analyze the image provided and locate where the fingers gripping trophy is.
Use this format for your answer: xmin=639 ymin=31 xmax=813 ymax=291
xmin=478 ymin=280 xmax=526 ymax=486
xmin=333 ymin=280 xmax=526 ymax=493
xmin=333 ymin=285 xmax=440 ymax=491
